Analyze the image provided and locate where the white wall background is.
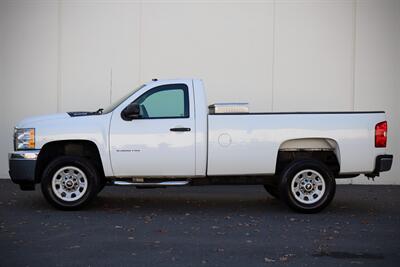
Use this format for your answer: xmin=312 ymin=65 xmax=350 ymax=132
xmin=0 ymin=0 xmax=399 ymax=184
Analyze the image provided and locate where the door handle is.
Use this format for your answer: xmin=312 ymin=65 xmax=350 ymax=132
xmin=170 ymin=127 xmax=191 ymax=132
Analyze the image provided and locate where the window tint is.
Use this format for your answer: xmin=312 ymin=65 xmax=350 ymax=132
xmin=134 ymin=84 xmax=189 ymax=119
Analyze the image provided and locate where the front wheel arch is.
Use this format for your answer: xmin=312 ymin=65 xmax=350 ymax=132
xmin=35 ymin=140 xmax=105 ymax=184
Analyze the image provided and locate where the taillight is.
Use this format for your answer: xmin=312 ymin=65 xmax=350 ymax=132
xmin=375 ymin=121 xmax=387 ymax=148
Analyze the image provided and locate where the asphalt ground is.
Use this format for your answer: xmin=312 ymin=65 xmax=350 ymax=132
xmin=0 ymin=180 xmax=399 ymax=267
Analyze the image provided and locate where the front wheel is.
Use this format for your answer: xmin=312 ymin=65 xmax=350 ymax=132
xmin=279 ymin=159 xmax=336 ymax=213
xmin=41 ymin=156 xmax=101 ymax=210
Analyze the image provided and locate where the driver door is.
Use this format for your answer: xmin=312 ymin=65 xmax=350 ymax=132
xmin=109 ymin=83 xmax=196 ymax=177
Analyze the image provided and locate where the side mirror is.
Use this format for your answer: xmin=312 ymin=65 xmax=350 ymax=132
xmin=122 ymin=103 xmax=141 ymax=120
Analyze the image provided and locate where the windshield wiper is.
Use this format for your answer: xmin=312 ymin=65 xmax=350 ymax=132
xmin=96 ymin=108 xmax=104 ymax=114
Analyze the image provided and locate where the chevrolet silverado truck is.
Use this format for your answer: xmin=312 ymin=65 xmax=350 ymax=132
xmin=9 ymin=79 xmax=393 ymax=213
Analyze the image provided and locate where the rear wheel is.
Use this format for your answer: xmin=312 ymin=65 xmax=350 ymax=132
xmin=279 ymin=159 xmax=336 ymax=213
xmin=41 ymin=156 xmax=100 ymax=210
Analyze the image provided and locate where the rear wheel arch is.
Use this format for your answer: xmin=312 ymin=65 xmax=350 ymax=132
xmin=275 ymin=138 xmax=341 ymax=177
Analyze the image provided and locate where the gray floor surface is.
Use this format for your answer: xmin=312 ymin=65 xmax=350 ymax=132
xmin=0 ymin=180 xmax=399 ymax=267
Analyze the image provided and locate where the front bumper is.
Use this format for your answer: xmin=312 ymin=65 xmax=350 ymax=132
xmin=8 ymin=150 xmax=40 ymax=185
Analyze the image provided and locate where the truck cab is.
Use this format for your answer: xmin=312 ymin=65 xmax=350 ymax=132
xmin=109 ymin=79 xmax=207 ymax=177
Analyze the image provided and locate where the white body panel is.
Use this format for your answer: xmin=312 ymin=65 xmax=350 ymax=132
xmin=207 ymin=113 xmax=386 ymax=175
xmin=13 ymin=78 xmax=388 ymax=179
xmin=16 ymin=113 xmax=114 ymax=176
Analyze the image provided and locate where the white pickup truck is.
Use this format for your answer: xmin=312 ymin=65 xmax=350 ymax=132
xmin=9 ymin=79 xmax=393 ymax=213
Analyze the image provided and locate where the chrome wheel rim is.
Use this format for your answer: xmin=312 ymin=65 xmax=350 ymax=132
xmin=291 ymin=169 xmax=326 ymax=204
xmin=51 ymin=166 xmax=88 ymax=202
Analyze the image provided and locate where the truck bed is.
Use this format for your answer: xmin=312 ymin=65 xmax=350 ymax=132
xmin=207 ymin=111 xmax=386 ymax=176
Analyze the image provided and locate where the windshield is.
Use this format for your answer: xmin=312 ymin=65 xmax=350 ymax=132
xmin=102 ymin=84 xmax=145 ymax=114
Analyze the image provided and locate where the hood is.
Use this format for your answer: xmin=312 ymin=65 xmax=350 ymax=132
xmin=16 ymin=113 xmax=70 ymax=128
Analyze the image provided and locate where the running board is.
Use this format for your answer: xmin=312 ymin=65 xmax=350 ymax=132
xmin=112 ymin=180 xmax=190 ymax=186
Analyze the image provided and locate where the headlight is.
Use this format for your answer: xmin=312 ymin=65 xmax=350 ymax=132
xmin=14 ymin=128 xmax=35 ymax=150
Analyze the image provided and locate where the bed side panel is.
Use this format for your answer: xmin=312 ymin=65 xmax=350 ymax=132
xmin=207 ymin=113 xmax=386 ymax=175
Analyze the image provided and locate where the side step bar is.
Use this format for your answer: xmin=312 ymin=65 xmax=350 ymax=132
xmin=112 ymin=180 xmax=190 ymax=186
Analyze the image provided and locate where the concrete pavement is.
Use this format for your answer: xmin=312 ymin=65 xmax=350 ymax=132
xmin=0 ymin=180 xmax=399 ymax=266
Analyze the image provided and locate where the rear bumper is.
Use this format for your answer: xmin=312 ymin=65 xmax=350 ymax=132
xmin=374 ymin=155 xmax=393 ymax=173
xmin=366 ymin=154 xmax=393 ymax=178
xmin=8 ymin=150 xmax=39 ymax=185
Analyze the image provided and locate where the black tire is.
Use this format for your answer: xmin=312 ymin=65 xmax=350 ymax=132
xmin=263 ymin=185 xmax=280 ymax=199
xmin=41 ymin=156 xmax=101 ymax=210
xmin=278 ymin=159 xmax=336 ymax=213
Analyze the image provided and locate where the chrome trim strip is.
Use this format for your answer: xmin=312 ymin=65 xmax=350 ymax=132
xmin=112 ymin=180 xmax=189 ymax=186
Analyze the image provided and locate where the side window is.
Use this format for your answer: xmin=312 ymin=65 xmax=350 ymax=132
xmin=134 ymin=84 xmax=189 ymax=119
